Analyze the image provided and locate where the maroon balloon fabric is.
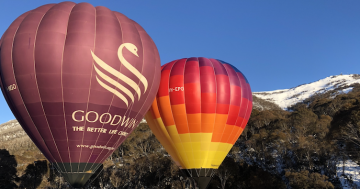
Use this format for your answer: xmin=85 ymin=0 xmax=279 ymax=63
xmin=0 ymin=2 xmax=160 ymax=167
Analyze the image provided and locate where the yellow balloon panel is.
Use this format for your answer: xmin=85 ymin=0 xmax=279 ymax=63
xmin=146 ymin=109 xmax=235 ymax=169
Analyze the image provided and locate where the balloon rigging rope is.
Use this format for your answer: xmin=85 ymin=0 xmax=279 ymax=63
xmin=86 ymin=167 xmax=104 ymax=188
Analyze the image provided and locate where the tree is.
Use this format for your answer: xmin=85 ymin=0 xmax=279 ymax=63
xmin=215 ymin=157 xmax=239 ymax=189
xmin=0 ymin=149 xmax=18 ymax=189
xmin=19 ymin=160 xmax=48 ymax=189
xmin=285 ymin=170 xmax=334 ymax=189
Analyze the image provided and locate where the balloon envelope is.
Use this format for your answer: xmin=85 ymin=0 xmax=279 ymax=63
xmin=145 ymin=57 xmax=252 ymax=188
xmin=0 ymin=2 xmax=160 ymax=187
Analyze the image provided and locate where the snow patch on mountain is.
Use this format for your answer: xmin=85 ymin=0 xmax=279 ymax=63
xmin=0 ymin=119 xmax=26 ymax=142
xmin=253 ymin=74 xmax=360 ymax=110
xmin=0 ymin=119 xmax=21 ymax=132
xmin=337 ymin=160 xmax=360 ymax=189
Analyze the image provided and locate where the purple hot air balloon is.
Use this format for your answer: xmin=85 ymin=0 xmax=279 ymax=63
xmin=0 ymin=2 xmax=161 ymax=187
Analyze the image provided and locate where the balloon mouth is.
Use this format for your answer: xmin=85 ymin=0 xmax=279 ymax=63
xmin=182 ymin=168 xmax=215 ymax=189
xmin=62 ymin=172 xmax=93 ymax=188
xmin=54 ymin=162 xmax=102 ymax=188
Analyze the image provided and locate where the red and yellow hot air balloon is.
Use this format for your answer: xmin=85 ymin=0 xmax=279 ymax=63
xmin=0 ymin=2 xmax=160 ymax=187
xmin=145 ymin=57 xmax=252 ymax=189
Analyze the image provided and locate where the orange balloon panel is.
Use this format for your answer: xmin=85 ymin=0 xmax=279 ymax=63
xmin=146 ymin=57 xmax=253 ymax=169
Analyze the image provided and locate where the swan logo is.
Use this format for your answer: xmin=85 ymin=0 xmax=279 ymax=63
xmin=90 ymin=43 xmax=148 ymax=107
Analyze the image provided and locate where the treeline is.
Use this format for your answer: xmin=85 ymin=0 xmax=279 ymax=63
xmin=235 ymin=84 xmax=360 ymax=189
xmin=2 ymin=85 xmax=360 ymax=188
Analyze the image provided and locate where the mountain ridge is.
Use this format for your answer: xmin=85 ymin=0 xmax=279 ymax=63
xmin=253 ymin=74 xmax=360 ymax=110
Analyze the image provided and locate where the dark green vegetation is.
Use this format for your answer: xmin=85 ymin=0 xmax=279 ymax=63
xmin=2 ymin=86 xmax=360 ymax=188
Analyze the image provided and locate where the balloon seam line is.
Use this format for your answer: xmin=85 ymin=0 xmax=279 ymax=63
xmin=181 ymin=58 xmax=197 ymax=169
xmin=207 ymin=59 xmax=219 ymax=169
xmin=85 ymin=11 xmax=139 ymax=172
xmin=221 ymin=64 xmax=242 ymax=145
xmin=232 ymin=73 xmax=249 ymax=144
xmin=13 ymin=5 xmax=66 ymax=173
xmin=91 ymin=14 xmax=154 ymax=171
xmin=109 ymin=18 xmax=143 ymax=157
xmin=59 ymin=3 xmax=76 ymax=173
xmin=210 ymin=59 xmax=232 ymax=168
xmin=195 ymin=57 xmax=204 ymax=169
xmin=31 ymin=4 xmax=66 ymax=173
xmin=162 ymin=59 xmax=189 ymax=167
xmin=84 ymin=10 xmax=128 ymax=171
xmin=159 ymin=60 xmax=187 ymax=168
xmin=0 ymin=12 xmax=41 ymax=156
xmin=31 ymin=2 xmax=73 ymax=174
xmin=234 ymin=73 xmax=252 ymax=144
xmin=229 ymin=69 xmax=246 ymax=144
xmin=77 ymin=5 xmax=97 ymax=174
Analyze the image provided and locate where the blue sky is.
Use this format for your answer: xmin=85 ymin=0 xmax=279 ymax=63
xmin=0 ymin=0 xmax=360 ymax=123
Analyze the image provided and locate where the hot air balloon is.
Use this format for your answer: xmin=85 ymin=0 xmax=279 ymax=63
xmin=145 ymin=57 xmax=252 ymax=189
xmin=0 ymin=2 xmax=160 ymax=188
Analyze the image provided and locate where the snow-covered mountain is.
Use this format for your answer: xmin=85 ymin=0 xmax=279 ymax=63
xmin=0 ymin=119 xmax=26 ymax=142
xmin=253 ymin=74 xmax=360 ymax=110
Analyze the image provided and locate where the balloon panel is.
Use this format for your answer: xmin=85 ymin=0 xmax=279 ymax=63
xmin=0 ymin=1 xmax=160 ymax=179
xmin=146 ymin=58 xmax=252 ymax=169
